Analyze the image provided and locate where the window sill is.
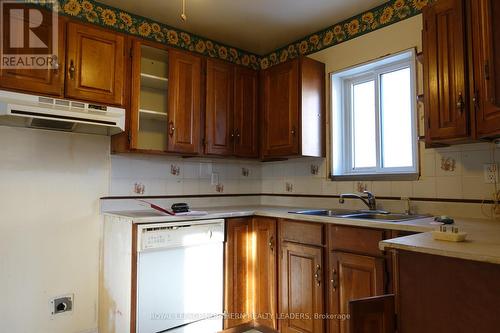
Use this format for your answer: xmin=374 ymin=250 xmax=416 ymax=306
xmin=330 ymin=173 xmax=419 ymax=181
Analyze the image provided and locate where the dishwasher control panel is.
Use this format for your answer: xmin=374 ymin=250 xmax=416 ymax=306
xmin=137 ymin=220 xmax=224 ymax=251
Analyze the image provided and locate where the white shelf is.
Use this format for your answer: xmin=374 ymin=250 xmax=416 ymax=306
xmin=140 ymin=73 xmax=168 ymax=90
xmin=139 ymin=109 xmax=168 ymax=121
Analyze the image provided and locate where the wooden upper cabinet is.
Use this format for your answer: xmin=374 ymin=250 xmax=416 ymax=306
xmin=423 ymin=0 xmax=469 ymax=143
xmin=471 ymin=0 xmax=500 ymax=138
xmin=65 ymin=22 xmax=125 ymax=106
xmin=205 ymin=59 xmax=234 ymax=155
xmin=0 ymin=11 xmax=65 ymax=96
xmin=329 ymin=252 xmax=384 ymax=333
xmin=234 ymin=66 xmax=259 ymax=158
xmin=252 ymin=217 xmax=278 ymax=330
xmin=260 ymin=57 xmax=325 ymax=159
xmin=261 ymin=59 xmax=299 ymax=157
xmin=167 ymin=50 xmax=202 ymax=154
xmin=224 ymin=218 xmax=253 ymax=330
xmin=280 ymin=242 xmax=324 ymax=333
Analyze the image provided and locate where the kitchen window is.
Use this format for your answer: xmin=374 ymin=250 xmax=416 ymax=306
xmin=330 ymin=49 xmax=418 ymax=180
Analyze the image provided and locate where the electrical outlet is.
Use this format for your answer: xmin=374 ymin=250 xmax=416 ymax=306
xmin=211 ymin=172 xmax=219 ymax=185
xmin=484 ymin=163 xmax=498 ymax=184
xmin=50 ymin=294 xmax=73 ymax=317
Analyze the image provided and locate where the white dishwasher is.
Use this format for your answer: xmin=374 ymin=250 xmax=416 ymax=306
xmin=136 ymin=219 xmax=225 ymax=333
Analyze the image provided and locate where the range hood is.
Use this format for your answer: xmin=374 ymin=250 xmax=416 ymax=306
xmin=0 ymin=90 xmax=125 ymax=135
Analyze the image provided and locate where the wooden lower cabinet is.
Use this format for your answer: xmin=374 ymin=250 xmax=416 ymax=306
xmin=224 ymin=217 xmax=278 ymax=331
xmin=398 ymin=250 xmax=500 ymax=332
xmin=328 ymin=252 xmax=385 ymax=333
xmin=253 ymin=217 xmax=278 ymax=329
xmin=280 ymin=242 xmax=324 ymax=333
xmin=225 ymin=218 xmax=253 ymax=329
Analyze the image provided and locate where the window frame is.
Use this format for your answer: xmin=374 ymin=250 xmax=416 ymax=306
xmin=330 ymin=49 xmax=419 ymax=180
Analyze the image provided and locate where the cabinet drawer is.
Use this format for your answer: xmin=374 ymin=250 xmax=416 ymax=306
xmin=280 ymin=219 xmax=324 ymax=246
xmin=329 ymin=225 xmax=385 ymax=257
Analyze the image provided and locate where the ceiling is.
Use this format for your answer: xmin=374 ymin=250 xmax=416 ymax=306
xmin=99 ymin=0 xmax=388 ymax=55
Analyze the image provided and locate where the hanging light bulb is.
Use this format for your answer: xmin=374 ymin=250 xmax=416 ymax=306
xmin=180 ymin=0 xmax=187 ymax=22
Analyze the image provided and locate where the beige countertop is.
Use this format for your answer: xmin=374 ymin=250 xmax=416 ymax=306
xmin=105 ymin=205 xmax=500 ymax=264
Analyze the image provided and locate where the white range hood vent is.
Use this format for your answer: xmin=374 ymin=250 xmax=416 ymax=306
xmin=0 ymin=90 xmax=125 ymax=135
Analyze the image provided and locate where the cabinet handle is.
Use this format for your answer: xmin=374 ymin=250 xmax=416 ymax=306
xmin=69 ymin=60 xmax=75 ymax=79
xmin=485 ymin=60 xmax=490 ymax=81
xmin=314 ymin=264 xmax=321 ymax=287
xmin=168 ymin=121 xmax=175 ymax=137
xmin=268 ymin=236 xmax=274 ymax=251
xmin=291 ymin=126 xmax=296 ymax=136
xmin=331 ymin=268 xmax=338 ymax=292
xmin=456 ymin=92 xmax=464 ymax=112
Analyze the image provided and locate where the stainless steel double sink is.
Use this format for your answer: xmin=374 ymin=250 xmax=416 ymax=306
xmin=290 ymin=209 xmax=427 ymax=222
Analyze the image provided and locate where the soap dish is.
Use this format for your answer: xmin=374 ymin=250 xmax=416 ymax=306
xmin=432 ymin=226 xmax=467 ymax=242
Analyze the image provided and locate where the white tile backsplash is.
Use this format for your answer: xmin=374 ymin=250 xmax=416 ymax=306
xmin=110 ymin=142 xmax=500 ymax=206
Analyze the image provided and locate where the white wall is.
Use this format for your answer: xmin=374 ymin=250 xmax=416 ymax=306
xmin=0 ymin=127 xmax=110 ymax=333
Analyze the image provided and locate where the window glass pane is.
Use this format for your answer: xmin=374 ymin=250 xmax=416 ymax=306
xmin=352 ymin=80 xmax=376 ymax=169
xmin=381 ymin=68 xmax=413 ymax=168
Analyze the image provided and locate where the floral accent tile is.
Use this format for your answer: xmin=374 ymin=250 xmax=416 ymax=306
xmin=36 ymin=0 xmax=260 ymax=69
xmin=259 ymin=0 xmax=433 ymax=69
xmin=440 ymin=157 xmax=456 ymax=172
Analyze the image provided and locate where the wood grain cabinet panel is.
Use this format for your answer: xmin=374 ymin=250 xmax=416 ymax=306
xmin=261 ymin=59 xmax=299 ymax=157
xmin=65 ymin=22 xmax=125 ymax=105
xmin=225 ymin=218 xmax=253 ymax=329
xmin=0 ymin=11 xmax=65 ymax=96
xmin=423 ymin=0 xmax=469 ymax=143
xmin=234 ymin=66 xmax=259 ymax=158
xmin=260 ymin=57 xmax=325 ymax=158
xmin=280 ymin=242 xmax=324 ymax=333
xmin=471 ymin=0 xmax=500 ymax=138
xmin=205 ymin=59 xmax=234 ymax=155
xmin=329 ymin=252 xmax=384 ymax=333
xmin=252 ymin=217 xmax=278 ymax=330
xmin=348 ymin=295 xmax=395 ymax=333
xmin=167 ymin=50 xmax=202 ymax=154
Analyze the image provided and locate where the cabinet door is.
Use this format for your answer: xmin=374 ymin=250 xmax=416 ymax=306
xmin=349 ymin=295 xmax=395 ymax=333
xmin=65 ymin=22 xmax=125 ymax=105
xmin=224 ymin=218 xmax=253 ymax=329
xmin=329 ymin=252 xmax=384 ymax=333
xmin=129 ymin=40 xmax=169 ymax=152
xmin=261 ymin=59 xmax=299 ymax=157
xmin=0 ymin=13 xmax=65 ymax=96
xmin=167 ymin=50 xmax=201 ymax=154
xmin=472 ymin=0 xmax=500 ymax=138
xmin=205 ymin=59 xmax=234 ymax=155
xmin=423 ymin=0 xmax=469 ymax=142
xmin=280 ymin=242 xmax=324 ymax=333
xmin=234 ymin=66 xmax=259 ymax=158
xmin=253 ymin=217 xmax=278 ymax=330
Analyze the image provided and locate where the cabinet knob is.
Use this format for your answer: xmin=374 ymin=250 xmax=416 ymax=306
xmin=456 ymin=92 xmax=464 ymax=112
xmin=268 ymin=236 xmax=274 ymax=251
xmin=69 ymin=60 xmax=75 ymax=79
xmin=314 ymin=264 xmax=321 ymax=287
xmin=168 ymin=122 xmax=175 ymax=137
xmin=331 ymin=268 xmax=338 ymax=291
xmin=291 ymin=127 xmax=296 ymax=136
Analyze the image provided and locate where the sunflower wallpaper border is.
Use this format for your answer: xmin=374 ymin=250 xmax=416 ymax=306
xmin=259 ymin=0 xmax=432 ymax=70
xmin=34 ymin=0 xmax=261 ymax=70
xmin=33 ymin=0 xmax=432 ymax=71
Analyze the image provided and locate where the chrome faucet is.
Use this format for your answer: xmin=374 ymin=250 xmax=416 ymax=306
xmin=339 ymin=190 xmax=377 ymax=210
